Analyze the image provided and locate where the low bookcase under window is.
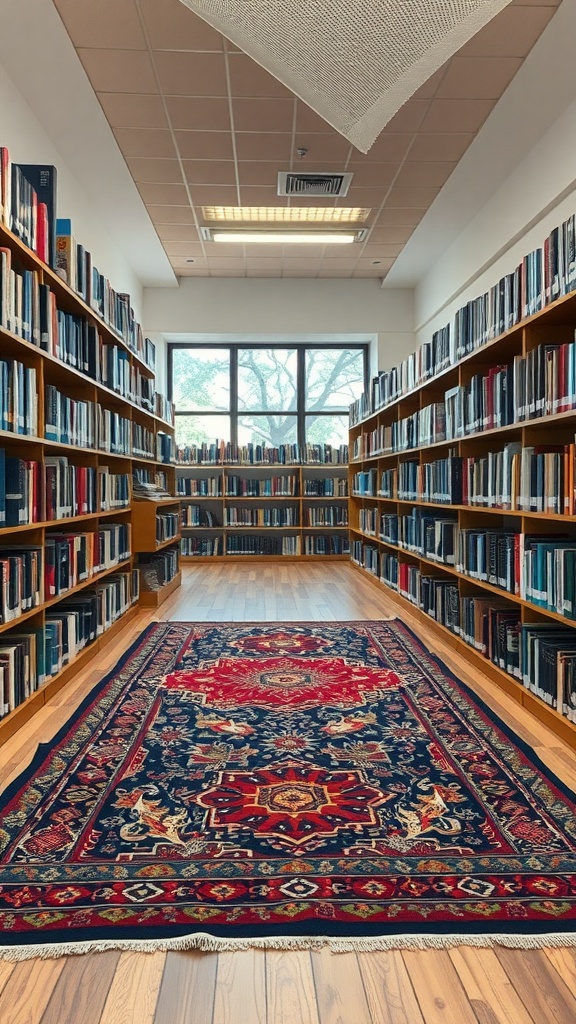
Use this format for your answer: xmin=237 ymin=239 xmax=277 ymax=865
xmin=176 ymin=462 xmax=349 ymax=561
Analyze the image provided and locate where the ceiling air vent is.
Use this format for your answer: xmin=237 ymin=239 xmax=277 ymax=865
xmin=277 ymin=171 xmax=353 ymax=197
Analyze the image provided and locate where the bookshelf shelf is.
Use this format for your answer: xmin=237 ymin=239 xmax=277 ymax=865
xmin=0 ymin=160 xmax=179 ymax=739
xmin=350 ymin=281 xmax=576 ymax=747
xmin=177 ymin=462 xmax=349 ymax=561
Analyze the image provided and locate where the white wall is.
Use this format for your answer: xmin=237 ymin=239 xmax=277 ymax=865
xmin=143 ymin=278 xmax=415 ymax=377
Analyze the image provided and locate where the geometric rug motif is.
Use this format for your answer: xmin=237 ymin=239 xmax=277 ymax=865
xmin=1 ymin=620 xmax=575 ymax=956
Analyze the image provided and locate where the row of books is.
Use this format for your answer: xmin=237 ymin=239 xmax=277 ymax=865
xmin=44 ymin=386 xmax=165 ymax=459
xmin=357 ymin=513 xmax=576 ymax=620
xmin=0 ymin=453 xmax=130 ymax=525
xmin=0 ymin=150 xmax=155 ymax=369
xmin=303 ymin=507 xmax=348 ymax=527
xmin=177 ymin=476 xmax=221 ymax=497
xmin=181 ymin=506 xmax=219 ymax=528
xmin=302 ymin=477 xmax=348 ymax=497
xmin=226 ymin=535 xmax=301 ymax=555
xmin=369 ymin=551 xmax=576 ymax=720
xmin=138 ymin=546 xmax=179 ymax=592
xmin=0 ymin=548 xmax=42 ymax=623
xmin=0 ymin=358 xmax=37 ymax=436
xmin=224 ymin=507 xmax=299 ymax=527
xmin=349 ymin=208 xmax=576 ymax=425
xmin=155 ymin=511 xmax=180 ymax=544
xmin=156 ymin=431 xmax=175 ymax=465
xmin=181 ymin=537 xmax=220 ymax=556
xmin=388 ymin=445 xmax=576 ymax=514
xmin=303 ymin=535 xmax=350 ymax=555
xmin=174 ymin=441 xmax=349 ymax=465
xmin=0 ymin=568 xmax=139 ymax=718
xmin=225 ymin=474 xmax=299 ymax=497
xmin=45 ymin=524 xmax=131 ymax=597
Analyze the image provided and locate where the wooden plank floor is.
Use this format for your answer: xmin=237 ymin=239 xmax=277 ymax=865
xmin=1 ymin=562 xmax=575 ymax=1024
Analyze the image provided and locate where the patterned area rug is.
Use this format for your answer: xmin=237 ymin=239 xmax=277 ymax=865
xmin=1 ymin=620 xmax=576 ymax=958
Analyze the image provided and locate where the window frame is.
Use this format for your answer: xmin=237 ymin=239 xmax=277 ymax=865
xmin=167 ymin=341 xmax=369 ymax=449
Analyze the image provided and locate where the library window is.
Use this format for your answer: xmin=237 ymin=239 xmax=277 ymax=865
xmin=168 ymin=343 xmax=368 ymax=449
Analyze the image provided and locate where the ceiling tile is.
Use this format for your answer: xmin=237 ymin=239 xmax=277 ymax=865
xmin=379 ymin=99 xmax=430 ymax=134
xmin=409 ymin=67 xmax=447 ymax=100
xmin=171 ymin=255 xmax=208 ymax=268
xmin=183 ymin=160 xmax=236 ymax=185
xmin=113 ymin=128 xmax=176 ymax=158
xmin=408 ymin=133 xmax=474 ymax=161
xmin=294 ymin=133 xmax=353 ymax=163
xmin=419 ymin=98 xmax=496 ymax=133
xmin=458 ymin=6 xmax=557 ymax=57
xmin=54 ymin=0 xmax=146 ymax=49
xmin=163 ymin=241 xmax=205 ymax=256
xmin=358 ymin=133 xmax=413 ymax=163
xmin=354 ymin=257 xmax=395 ymax=271
xmin=246 ymin=268 xmax=284 ymax=277
xmin=314 ymin=257 xmax=359 ymax=269
xmin=376 ymin=207 xmax=426 ymax=227
xmin=155 ymin=224 xmax=200 ymax=241
xmin=393 ymin=161 xmax=457 ymax=188
xmin=337 ymin=187 xmax=388 ymax=208
xmin=138 ymin=182 xmax=190 ymax=205
xmin=237 ymin=162 xmax=280 ymax=187
xmin=174 ymin=131 xmax=234 ymax=160
xmin=126 ymin=157 xmax=183 ymax=183
xmin=165 ymin=96 xmax=231 ymax=130
xmin=227 ymin=53 xmax=293 ymax=97
xmin=238 ymin=187 xmax=288 ymax=207
xmin=282 ymin=257 xmax=325 ymax=268
xmin=242 ymin=245 xmax=288 ymax=258
xmin=147 ymin=204 xmax=196 ymax=224
xmin=77 ymin=49 xmax=157 ymax=93
xmin=233 ymin=98 xmax=295 ymax=133
xmin=384 ymin=186 xmax=441 ymax=208
xmin=206 ymin=258 xmax=246 ymax=269
xmin=210 ymin=268 xmax=247 ymax=276
xmin=202 ymin=243 xmax=245 ymax=257
xmin=283 ymin=268 xmax=320 ymax=277
xmin=234 ymin=133 xmax=293 ymax=162
xmin=97 ymin=92 xmax=167 ymax=128
xmin=361 ymin=243 xmax=404 ymax=259
xmin=435 ymin=56 xmax=523 ymax=99
xmin=246 ymin=258 xmax=284 ymax=270
xmin=189 ymin=185 xmax=239 ymax=205
xmin=154 ymin=51 xmax=227 ymax=96
xmin=317 ymin=268 xmax=354 ymax=277
xmin=367 ymin=225 xmax=416 ymax=244
xmin=296 ymin=102 xmax=336 ymax=134
xmin=139 ymin=0 xmax=223 ymax=50
xmin=347 ymin=163 xmax=400 ymax=188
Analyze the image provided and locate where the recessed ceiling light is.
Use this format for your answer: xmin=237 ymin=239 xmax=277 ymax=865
xmin=371 ymin=260 xmax=382 ymax=265
xmin=202 ymin=206 xmax=370 ymax=224
xmin=208 ymin=230 xmax=360 ymax=245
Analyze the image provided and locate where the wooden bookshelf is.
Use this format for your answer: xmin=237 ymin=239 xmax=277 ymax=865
xmin=0 ymin=201 xmax=179 ymax=742
xmin=176 ymin=462 xmax=349 ymax=561
xmin=349 ymin=292 xmax=576 ymax=749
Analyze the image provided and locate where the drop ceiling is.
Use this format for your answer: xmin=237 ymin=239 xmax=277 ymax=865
xmin=53 ymin=0 xmax=561 ymax=281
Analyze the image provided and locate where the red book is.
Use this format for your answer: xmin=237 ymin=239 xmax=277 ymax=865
xmin=36 ymin=202 xmax=48 ymax=263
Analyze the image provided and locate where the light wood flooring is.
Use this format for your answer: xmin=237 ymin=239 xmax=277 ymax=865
xmin=1 ymin=562 xmax=575 ymax=1024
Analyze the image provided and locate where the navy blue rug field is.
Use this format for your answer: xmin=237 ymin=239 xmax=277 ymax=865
xmin=0 ymin=619 xmax=575 ymax=956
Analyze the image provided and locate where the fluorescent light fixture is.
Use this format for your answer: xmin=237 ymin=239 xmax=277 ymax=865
xmin=202 ymin=206 xmax=371 ymax=223
xmin=202 ymin=228 xmax=367 ymax=244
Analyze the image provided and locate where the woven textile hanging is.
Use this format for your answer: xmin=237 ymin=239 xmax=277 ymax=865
xmin=177 ymin=0 xmax=513 ymax=152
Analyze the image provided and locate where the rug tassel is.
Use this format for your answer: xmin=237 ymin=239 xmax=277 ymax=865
xmin=2 ymin=931 xmax=576 ymax=961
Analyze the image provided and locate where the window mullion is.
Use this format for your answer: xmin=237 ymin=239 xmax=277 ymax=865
xmin=230 ymin=346 xmax=238 ymax=445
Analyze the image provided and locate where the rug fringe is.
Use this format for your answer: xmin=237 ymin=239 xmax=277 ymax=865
xmin=2 ymin=931 xmax=576 ymax=961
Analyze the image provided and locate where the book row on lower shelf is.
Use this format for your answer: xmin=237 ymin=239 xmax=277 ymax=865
xmin=352 ymin=513 xmax=576 ymax=620
xmin=351 ymin=541 xmax=576 ymax=721
xmin=0 ymin=522 xmax=131 ymax=624
xmin=138 ymin=545 xmax=180 ymax=593
xmin=180 ymin=504 xmax=349 ymax=528
xmin=175 ymin=441 xmax=349 ymax=466
xmin=180 ymin=534 xmax=350 ymax=557
xmin=0 ymin=567 xmax=139 ymax=719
